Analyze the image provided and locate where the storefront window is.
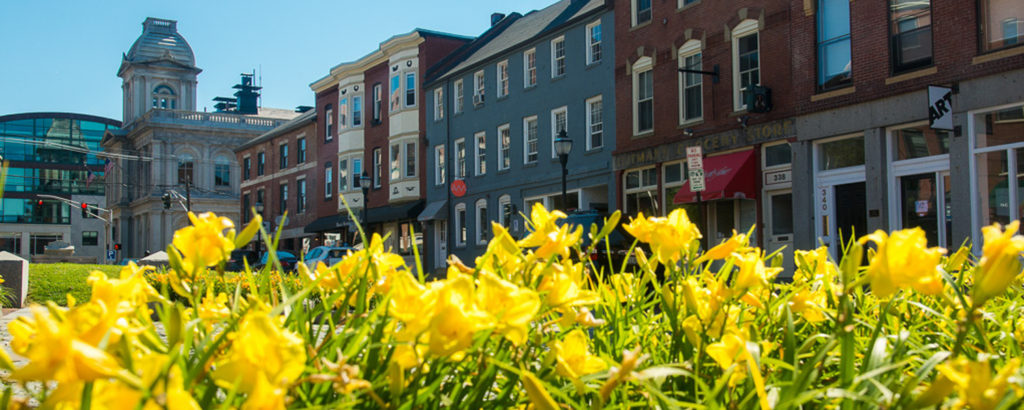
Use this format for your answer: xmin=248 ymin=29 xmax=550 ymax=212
xmin=764 ymin=143 xmax=792 ymax=168
xmin=895 ymin=126 xmax=949 ymax=160
xmin=973 ymin=105 xmax=1024 ymax=233
xmin=818 ymin=136 xmax=864 ymax=170
xmin=625 ymin=168 xmax=658 ymax=217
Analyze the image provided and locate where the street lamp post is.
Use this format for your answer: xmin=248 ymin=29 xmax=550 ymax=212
xmin=359 ymin=171 xmax=371 ymax=243
xmin=553 ymin=130 xmax=573 ymax=212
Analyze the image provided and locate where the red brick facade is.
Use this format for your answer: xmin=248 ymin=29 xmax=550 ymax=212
xmin=315 ymin=86 xmax=339 ymax=220
xmin=789 ymin=1 xmax=1024 ymax=115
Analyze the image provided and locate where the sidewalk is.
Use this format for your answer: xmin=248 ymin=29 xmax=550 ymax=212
xmin=0 ymin=308 xmax=33 ymax=367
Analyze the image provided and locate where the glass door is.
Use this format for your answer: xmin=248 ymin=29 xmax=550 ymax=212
xmin=765 ymin=190 xmax=794 ymax=272
xmin=896 ymin=171 xmax=952 ymax=248
xmin=435 ymin=220 xmax=448 ymax=270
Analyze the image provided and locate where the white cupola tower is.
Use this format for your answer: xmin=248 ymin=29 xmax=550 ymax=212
xmin=117 ymin=18 xmax=202 ymax=126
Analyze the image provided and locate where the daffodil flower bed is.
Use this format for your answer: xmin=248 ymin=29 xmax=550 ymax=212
xmin=1 ymin=205 xmax=1023 ymax=409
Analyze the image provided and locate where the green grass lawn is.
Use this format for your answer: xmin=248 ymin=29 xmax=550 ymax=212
xmin=26 ymin=263 xmax=121 ymax=306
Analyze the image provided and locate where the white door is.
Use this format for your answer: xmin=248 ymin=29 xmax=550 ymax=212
xmin=764 ymin=189 xmax=794 ymax=273
xmin=435 ymin=220 xmax=448 ymax=269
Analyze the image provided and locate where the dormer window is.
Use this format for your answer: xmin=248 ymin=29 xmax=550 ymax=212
xmin=152 ymin=85 xmax=177 ymax=109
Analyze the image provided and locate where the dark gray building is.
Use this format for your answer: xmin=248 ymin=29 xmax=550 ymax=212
xmin=421 ymin=0 xmax=615 ymax=271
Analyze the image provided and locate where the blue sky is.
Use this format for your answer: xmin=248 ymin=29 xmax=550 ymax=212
xmin=0 ymin=0 xmax=556 ymax=122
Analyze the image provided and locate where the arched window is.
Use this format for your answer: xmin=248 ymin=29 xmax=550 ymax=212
xmin=214 ymin=156 xmax=231 ymax=187
xmin=178 ymin=153 xmax=194 ymax=184
xmin=153 ymin=85 xmax=177 ymax=109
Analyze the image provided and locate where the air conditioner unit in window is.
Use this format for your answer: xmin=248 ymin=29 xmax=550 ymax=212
xmin=473 ymin=94 xmax=485 ymax=105
xmin=743 ymin=85 xmax=772 ymax=113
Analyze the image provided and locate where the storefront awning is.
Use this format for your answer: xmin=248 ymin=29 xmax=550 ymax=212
xmin=673 ymin=149 xmax=757 ymax=204
xmin=365 ymin=200 xmax=425 ymax=224
xmin=304 ymin=214 xmax=352 ymax=234
xmin=417 ymin=200 xmax=448 ymax=222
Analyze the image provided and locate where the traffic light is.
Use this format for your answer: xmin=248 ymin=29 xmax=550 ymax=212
xmin=113 ymin=243 xmax=121 ymax=251
xmin=81 ymin=202 xmax=89 ymax=218
xmin=162 ymin=193 xmax=171 ymax=209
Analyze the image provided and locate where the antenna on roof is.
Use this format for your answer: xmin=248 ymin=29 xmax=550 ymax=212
xmin=258 ymin=66 xmax=262 ymax=108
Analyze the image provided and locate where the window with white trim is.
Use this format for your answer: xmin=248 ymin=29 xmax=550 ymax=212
xmin=497 ymin=60 xmax=509 ymax=98
xmin=390 ymin=74 xmax=402 ymax=112
xmin=454 ymin=79 xmax=464 ymax=114
xmin=587 ymin=21 xmax=602 ymax=64
xmin=586 ymin=96 xmax=603 ymax=150
xmin=435 ymin=145 xmax=446 ymax=185
xmin=325 ymin=105 xmax=334 ymax=142
xmin=352 ymin=158 xmax=362 ymax=189
xmin=475 ymin=131 xmax=487 ymax=176
xmin=405 ymin=141 xmax=416 ymax=178
xmin=498 ymin=124 xmax=511 ymax=170
xmin=524 ymin=116 xmax=539 ymax=164
xmin=474 ymin=71 xmax=486 ymax=105
xmin=455 ymin=138 xmax=467 ymax=178
xmin=632 ymin=57 xmax=654 ymax=135
xmin=732 ymin=20 xmax=760 ymax=111
xmin=632 ymin=0 xmax=652 ymax=26
xmin=372 ymin=83 xmax=382 ymax=123
xmin=678 ymin=40 xmax=703 ymax=123
xmin=353 ymin=96 xmax=363 ymax=126
xmin=551 ymin=106 xmax=567 ymax=158
xmin=433 ymin=88 xmax=444 ymax=121
xmin=339 ymin=158 xmax=349 ymax=191
xmin=498 ymin=195 xmax=513 ymax=229
xmin=551 ymin=36 xmax=566 ymax=77
xmin=405 ymin=72 xmax=416 ymax=107
xmin=455 ymin=203 xmax=467 ymax=247
xmin=339 ymin=98 xmax=349 ymax=128
xmin=624 ymin=167 xmax=659 ymax=217
xmin=524 ymin=48 xmax=537 ymax=87
xmin=390 ymin=143 xmax=401 ymax=181
xmin=324 ymin=162 xmax=333 ymax=199
xmin=297 ymin=179 xmax=307 ymax=213
xmin=373 ymin=148 xmax=382 ymax=188
xmin=476 ymin=199 xmax=489 ymax=244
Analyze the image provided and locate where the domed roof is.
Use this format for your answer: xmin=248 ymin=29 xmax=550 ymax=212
xmin=124 ymin=18 xmax=196 ymax=68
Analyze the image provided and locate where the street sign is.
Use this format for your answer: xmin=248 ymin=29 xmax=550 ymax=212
xmin=928 ymin=85 xmax=953 ymax=131
xmin=688 ymin=169 xmax=706 ymax=192
xmin=450 ymin=179 xmax=467 ymax=198
xmin=686 ymin=146 xmax=703 ymax=170
xmin=107 ymin=250 xmax=116 ymax=261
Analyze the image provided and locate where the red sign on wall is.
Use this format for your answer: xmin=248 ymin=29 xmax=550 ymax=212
xmin=450 ymin=179 xmax=467 ymax=197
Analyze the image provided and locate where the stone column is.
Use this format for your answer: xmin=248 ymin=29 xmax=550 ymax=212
xmin=864 ymin=128 xmax=888 ymax=233
xmin=0 ymin=251 xmax=29 ymax=307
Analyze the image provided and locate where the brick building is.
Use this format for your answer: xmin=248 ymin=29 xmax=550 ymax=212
xmin=310 ymin=30 xmax=472 ymax=260
xmin=612 ymin=0 xmax=799 ymax=264
xmin=235 ymin=109 xmax=317 ymax=254
xmin=787 ymin=0 xmax=1024 ymax=255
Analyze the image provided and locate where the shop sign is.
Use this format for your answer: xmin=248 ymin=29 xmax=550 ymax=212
xmin=614 ymin=119 xmax=795 ymax=170
xmin=928 ymin=85 xmax=953 ymax=131
xmin=764 ymin=169 xmax=792 ymax=186
xmin=450 ymin=179 xmax=467 ymax=198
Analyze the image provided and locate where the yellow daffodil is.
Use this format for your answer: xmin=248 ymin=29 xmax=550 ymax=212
xmin=519 ymin=203 xmax=566 ymax=247
xmin=537 ymin=262 xmax=600 ymax=308
xmin=427 ymin=275 xmax=494 ymax=357
xmin=198 ymin=287 xmax=231 ymax=324
xmin=935 ymin=357 xmax=1021 ymax=410
xmin=975 ymin=221 xmax=1024 ymax=304
xmin=788 ymin=288 xmax=828 ymax=323
xmin=706 ymin=332 xmax=746 ymax=370
xmin=552 ymin=329 xmax=607 ymax=380
xmin=607 ymin=273 xmax=636 ymax=302
xmin=172 ymin=212 xmax=236 ymax=273
xmin=7 ymin=306 xmax=124 ymax=383
xmin=575 ymin=307 xmax=606 ymax=327
xmin=212 ymin=305 xmax=306 ymax=395
xmin=599 ymin=347 xmax=645 ymax=401
xmin=476 ymin=272 xmax=540 ymax=345
xmin=859 ymin=228 xmax=945 ymax=298
xmin=242 ymin=373 xmax=288 ymax=410
xmin=697 ymin=230 xmax=749 ymax=263
xmin=733 ymin=250 xmax=780 ymax=290
xmin=623 ymin=209 xmax=702 ymax=264
xmin=475 ymin=222 xmax=524 ymax=276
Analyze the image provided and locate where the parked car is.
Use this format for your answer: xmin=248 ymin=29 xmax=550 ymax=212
xmin=256 ymin=250 xmax=299 ymax=272
xmin=225 ymin=249 xmax=259 ymax=272
xmin=559 ymin=210 xmax=641 ymax=275
xmin=304 ymin=246 xmax=354 ymax=267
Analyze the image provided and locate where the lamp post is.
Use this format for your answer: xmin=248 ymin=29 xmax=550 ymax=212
xmin=553 ymin=129 xmax=573 ymax=212
xmin=359 ymin=171 xmax=371 ymax=242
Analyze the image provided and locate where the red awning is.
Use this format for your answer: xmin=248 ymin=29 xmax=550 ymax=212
xmin=673 ymin=149 xmax=757 ymax=204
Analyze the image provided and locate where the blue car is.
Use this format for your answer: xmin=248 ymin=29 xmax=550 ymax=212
xmin=256 ymin=250 xmax=298 ymax=272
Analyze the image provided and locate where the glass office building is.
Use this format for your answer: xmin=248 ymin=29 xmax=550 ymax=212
xmin=0 ymin=113 xmax=120 ymax=259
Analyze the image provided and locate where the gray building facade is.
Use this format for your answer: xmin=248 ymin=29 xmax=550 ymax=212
xmin=422 ymin=0 xmax=615 ymax=270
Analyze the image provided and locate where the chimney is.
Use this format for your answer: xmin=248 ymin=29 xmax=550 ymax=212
xmin=491 ymin=13 xmax=505 ymax=26
xmin=233 ymin=73 xmax=261 ymax=115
